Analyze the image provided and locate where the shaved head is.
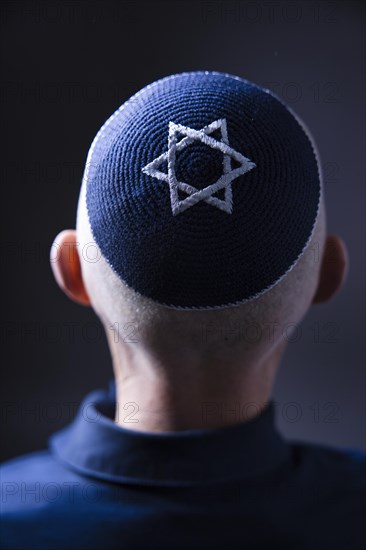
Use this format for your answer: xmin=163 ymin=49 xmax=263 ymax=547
xmin=76 ymin=175 xmax=326 ymax=364
xmin=51 ymin=72 xmax=347 ymax=431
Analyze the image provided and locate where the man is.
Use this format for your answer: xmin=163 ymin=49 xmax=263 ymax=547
xmin=1 ymin=71 xmax=364 ymax=549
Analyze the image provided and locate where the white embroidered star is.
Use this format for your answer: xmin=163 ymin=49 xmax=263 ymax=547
xmin=141 ymin=118 xmax=256 ymax=215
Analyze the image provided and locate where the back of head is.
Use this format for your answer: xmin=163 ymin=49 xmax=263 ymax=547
xmin=76 ymin=71 xmax=323 ymax=360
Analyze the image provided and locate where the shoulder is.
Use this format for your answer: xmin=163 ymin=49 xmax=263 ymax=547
xmin=289 ymin=440 xmax=366 ymax=480
xmin=1 ymin=450 xmax=84 ymax=513
xmin=289 ymin=442 xmax=365 ymax=528
xmin=288 ymin=443 xmax=366 ymax=550
xmin=1 ymin=449 xmax=72 ymax=483
xmin=1 ymin=451 xmax=97 ymax=549
xmin=288 ymin=440 xmax=366 ymax=496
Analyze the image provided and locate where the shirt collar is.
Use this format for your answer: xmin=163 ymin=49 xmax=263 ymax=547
xmin=50 ymin=384 xmax=290 ymax=487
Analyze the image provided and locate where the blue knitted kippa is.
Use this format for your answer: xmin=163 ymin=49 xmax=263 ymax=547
xmin=84 ymin=71 xmax=321 ymax=310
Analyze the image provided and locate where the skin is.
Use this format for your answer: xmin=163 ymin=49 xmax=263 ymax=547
xmin=50 ymin=197 xmax=348 ymax=432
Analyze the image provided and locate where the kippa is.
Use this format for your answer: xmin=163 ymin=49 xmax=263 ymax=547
xmin=84 ymin=71 xmax=321 ymax=310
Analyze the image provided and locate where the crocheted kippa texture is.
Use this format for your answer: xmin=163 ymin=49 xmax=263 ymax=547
xmin=85 ymin=71 xmax=321 ymax=310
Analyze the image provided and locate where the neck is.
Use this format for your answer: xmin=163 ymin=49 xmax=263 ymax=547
xmin=106 ymin=330 xmax=286 ymax=433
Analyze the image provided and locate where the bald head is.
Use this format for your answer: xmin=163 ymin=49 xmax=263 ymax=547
xmin=49 ymin=73 xmax=349 ymax=434
xmin=51 ymin=71 xmax=348 ymax=372
xmin=75 ymin=178 xmax=326 ymax=363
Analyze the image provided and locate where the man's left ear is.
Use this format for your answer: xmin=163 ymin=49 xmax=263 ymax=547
xmin=50 ymin=229 xmax=91 ymax=306
xmin=312 ymin=234 xmax=348 ymax=304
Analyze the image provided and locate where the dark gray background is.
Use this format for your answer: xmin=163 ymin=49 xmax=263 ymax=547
xmin=1 ymin=0 xmax=365 ymax=462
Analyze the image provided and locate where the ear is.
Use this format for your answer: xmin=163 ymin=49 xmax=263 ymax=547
xmin=312 ymin=234 xmax=348 ymax=304
xmin=50 ymin=230 xmax=91 ymax=306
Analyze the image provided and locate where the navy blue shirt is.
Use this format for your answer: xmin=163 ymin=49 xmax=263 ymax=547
xmin=1 ymin=385 xmax=365 ymax=549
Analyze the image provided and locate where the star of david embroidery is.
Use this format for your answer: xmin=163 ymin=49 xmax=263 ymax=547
xmin=141 ymin=118 xmax=256 ymax=215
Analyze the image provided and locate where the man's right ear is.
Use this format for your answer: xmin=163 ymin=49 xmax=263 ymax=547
xmin=312 ymin=234 xmax=348 ymax=304
xmin=50 ymin=230 xmax=91 ymax=306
